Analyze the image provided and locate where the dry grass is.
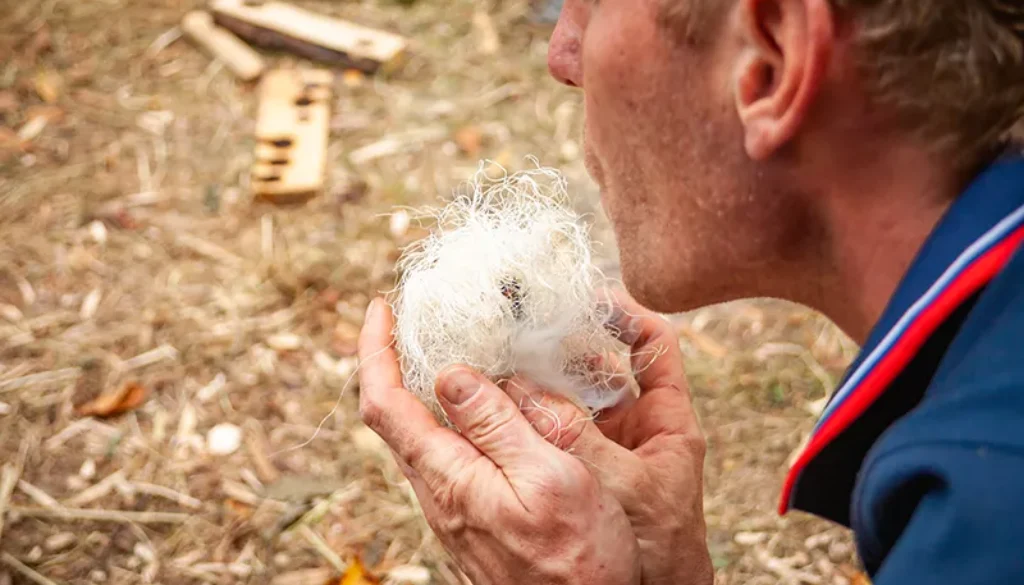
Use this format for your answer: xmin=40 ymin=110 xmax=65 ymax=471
xmin=0 ymin=1 xmax=863 ymax=583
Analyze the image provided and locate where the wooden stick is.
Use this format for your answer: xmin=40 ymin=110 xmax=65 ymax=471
xmin=0 ymin=438 xmax=32 ymax=547
xmin=298 ymin=525 xmax=347 ymax=574
xmin=16 ymin=481 xmax=61 ymax=510
xmin=181 ymin=11 xmax=265 ymax=82
xmin=10 ymin=506 xmax=190 ymax=524
xmin=0 ymin=368 xmax=80 ymax=393
xmin=1 ymin=552 xmax=60 ymax=585
xmin=131 ymin=482 xmax=203 ymax=510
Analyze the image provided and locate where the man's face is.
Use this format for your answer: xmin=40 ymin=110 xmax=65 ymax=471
xmin=549 ymin=0 xmax=810 ymax=313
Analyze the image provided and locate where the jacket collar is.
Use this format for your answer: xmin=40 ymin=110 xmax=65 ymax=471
xmin=781 ymin=154 xmax=1024 ymax=523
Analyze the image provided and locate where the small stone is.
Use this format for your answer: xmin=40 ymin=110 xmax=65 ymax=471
xmin=733 ymin=531 xmax=768 ymax=546
xmin=0 ymin=402 xmax=10 ymax=416
xmin=79 ymin=459 xmax=97 ymax=479
xmin=207 ymin=423 xmax=243 ymax=455
xmin=89 ymin=569 xmax=107 ymax=582
xmin=389 ymin=209 xmax=411 ymax=238
xmin=560 ymin=140 xmax=580 ymax=161
xmin=88 ymin=220 xmax=108 ymax=245
xmin=272 ymin=552 xmax=290 ymax=568
xmin=44 ymin=532 xmax=76 ymax=552
xmin=125 ymin=555 xmax=141 ymax=569
xmin=26 ymin=546 xmax=43 ymax=562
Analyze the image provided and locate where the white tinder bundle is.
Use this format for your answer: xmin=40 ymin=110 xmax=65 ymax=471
xmin=390 ymin=164 xmax=633 ymax=423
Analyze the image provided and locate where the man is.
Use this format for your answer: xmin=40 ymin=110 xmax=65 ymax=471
xmin=358 ymin=0 xmax=1024 ymax=583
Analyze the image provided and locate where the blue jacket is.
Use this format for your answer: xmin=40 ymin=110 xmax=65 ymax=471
xmin=781 ymin=155 xmax=1024 ymax=582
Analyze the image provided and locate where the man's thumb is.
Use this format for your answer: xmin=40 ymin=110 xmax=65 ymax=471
xmin=435 ymin=366 xmax=548 ymax=470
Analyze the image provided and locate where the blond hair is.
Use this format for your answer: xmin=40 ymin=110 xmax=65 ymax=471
xmin=663 ymin=0 xmax=1024 ymax=172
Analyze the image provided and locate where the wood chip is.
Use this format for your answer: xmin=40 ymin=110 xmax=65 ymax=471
xmin=386 ymin=565 xmax=431 ymax=585
xmin=0 ymin=304 xmax=22 ymax=322
xmin=1 ymin=552 xmax=59 ymax=585
xmin=10 ymin=506 xmax=190 ymax=524
xmin=79 ymin=288 xmax=102 ymax=320
xmin=34 ymin=70 xmax=62 ymax=104
xmin=196 ymin=373 xmax=226 ymax=403
xmin=267 ymin=333 xmax=302 ymax=352
xmin=271 ymin=568 xmax=333 ymax=585
xmin=734 ymin=531 xmax=768 ymax=546
xmin=0 ymin=446 xmax=26 ymax=546
xmin=43 ymin=532 xmax=76 ymax=553
xmin=0 ymin=368 xmax=80 ymax=394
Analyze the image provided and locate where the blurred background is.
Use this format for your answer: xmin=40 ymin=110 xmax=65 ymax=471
xmin=0 ymin=1 xmax=866 ymax=584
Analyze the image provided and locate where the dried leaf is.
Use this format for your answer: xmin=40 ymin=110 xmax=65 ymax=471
xmin=838 ymin=564 xmax=872 ymax=585
xmin=454 ymin=126 xmax=483 ymax=157
xmin=338 ymin=557 xmax=380 ymax=585
xmin=34 ymin=70 xmax=62 ymax=104
xmin=224 ymin=498 xmax=253 ymax=520
xmin=342 ymin=69 xmax=365 ymax=88
xmin=75 ymin=381 xmax=148 ymax=418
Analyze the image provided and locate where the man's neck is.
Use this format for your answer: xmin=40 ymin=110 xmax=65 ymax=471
xmin=811 ymin=147 xmax=963 ymax=344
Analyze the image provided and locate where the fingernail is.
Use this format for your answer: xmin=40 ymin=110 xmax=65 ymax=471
xmin=439 ymin=367 xmax=480 ymax=406
xmin=364 ymin=298 xmax=377 ymax=325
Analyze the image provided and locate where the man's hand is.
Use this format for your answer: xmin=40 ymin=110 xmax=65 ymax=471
xmin=506 ymin=290 xmax=713 ymax=585
xmin=358 ymin=297 xmax=641 ymax=585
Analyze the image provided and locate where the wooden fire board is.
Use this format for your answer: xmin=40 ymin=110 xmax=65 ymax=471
xmin=251 ymin=69 xmax=333 ymax=204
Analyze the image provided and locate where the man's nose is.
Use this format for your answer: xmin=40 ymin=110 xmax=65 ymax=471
xmin=547 ymin=6 xmax=583 ymax=88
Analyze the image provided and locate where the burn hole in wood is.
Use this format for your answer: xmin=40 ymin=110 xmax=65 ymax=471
xmin=256 ymin=174 xmax=282 ymax=182
xmin=264 ymin=138 xmax=293 ymax=148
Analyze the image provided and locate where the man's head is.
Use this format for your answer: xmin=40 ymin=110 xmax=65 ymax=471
xmin=548 ymin=0 xmax=1024 ymax=317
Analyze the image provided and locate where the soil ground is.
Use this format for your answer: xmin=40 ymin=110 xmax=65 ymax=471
xmin=0 ymin=1 xmax=866 ymax=584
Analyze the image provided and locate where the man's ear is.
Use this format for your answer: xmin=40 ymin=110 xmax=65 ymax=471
xmin=732 ymin=0 xmax=834 ymax=160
